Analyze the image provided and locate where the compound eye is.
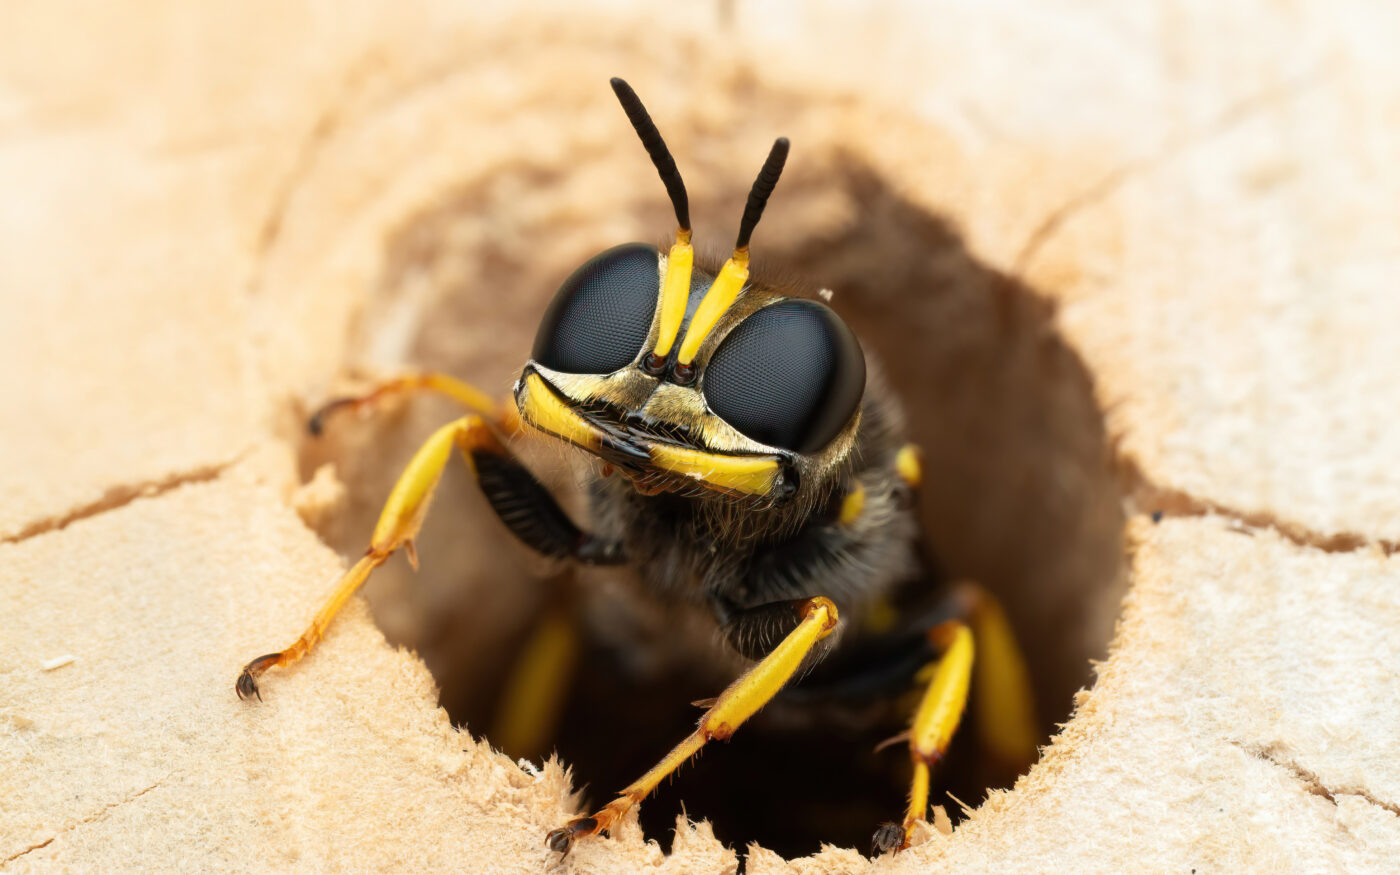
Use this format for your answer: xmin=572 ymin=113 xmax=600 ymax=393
xmin=702 ymin=300 xmax=866 ymax=454
xmin=532 ymin=243 xmax=660 ymax=374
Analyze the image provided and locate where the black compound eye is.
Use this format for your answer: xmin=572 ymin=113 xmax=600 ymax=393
xmin=532 ymin=243 xmax=660 ymax=374
xmin=702 ymin=300 xmax=866 ymax=453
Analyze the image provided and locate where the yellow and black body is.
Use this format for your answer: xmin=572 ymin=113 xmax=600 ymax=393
xmin=235 ymin=77 xmax=1038 ymax=859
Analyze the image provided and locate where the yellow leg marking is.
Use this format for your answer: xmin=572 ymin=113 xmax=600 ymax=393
xmin=490 ymin=608 xmax=580 ymax=757
xmin=877 ymin=587 xmax=1037 ymax=854
xmin=905 ymin=759 xmax=931 ymax=836
xmin=545 ymin=596 xmax=839 ymax=855
xmin=874 ymin=620 xmax=974 ymax=854
xmin=910 ymin=621 xmax=974 ymax=763
xmin=236 ymin=416 xmax=495 ymax=700
xmin=966 ymin=588 xmax=1039 ymax=769
xmin=308 ymin=371 xmax=503 ymax=435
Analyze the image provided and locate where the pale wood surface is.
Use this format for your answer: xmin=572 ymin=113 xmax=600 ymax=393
xmin=4 ymin=3 xmax=1397 ymax=872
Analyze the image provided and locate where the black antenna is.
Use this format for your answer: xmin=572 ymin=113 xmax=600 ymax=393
xmin=610 ymin=78 xmax=690 ymax=232
xmin=735 ymin=137 xmax=789 ymax=250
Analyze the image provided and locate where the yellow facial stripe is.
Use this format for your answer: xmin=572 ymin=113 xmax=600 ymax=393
xmin=649 ymin=442 xmax=779 ymax=495
xmin=522 ymin=372 xmax=782 ymax=497
xmin=677 ymin=250 xmax=749 ymax=365
xmin=652 ymin=237 xmax=693 ymax=358
xmin=519 ymin=373 xmax=599 ymax=450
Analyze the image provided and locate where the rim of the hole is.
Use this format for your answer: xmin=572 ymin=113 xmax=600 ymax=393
xmin=285 ymin=159 xmax=1130 ymax=863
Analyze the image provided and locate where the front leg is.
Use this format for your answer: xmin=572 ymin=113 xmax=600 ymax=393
xmin=236 ymin=412 xmax=620 ymax=701
xmin=545 ymin=596 xmax=840 ymax=855
xmin=237 ymin=416 xmax=491 ymax=700
xmin=306 ymin=370 xmax=504 ymax=436
xmin=309 ymin=370 xmax=623 ymax=567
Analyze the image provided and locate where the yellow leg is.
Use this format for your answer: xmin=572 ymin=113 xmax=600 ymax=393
xmin=308 ymin=371 xmax=515 ymax=436
xmin=236 ymin=415 xmax=501 ymax=700
xmin=872 ymin=584 xmax=1039 ymax=854
xmin=963 ymin=588 xmax=1039 ymax=770
xmin=874 ymin=620 xmax=975 ymax=855
xmin=490 ymin=605 xmax=580 ymax=757
xmin=545 ymin=596 xmax=840 ymax=855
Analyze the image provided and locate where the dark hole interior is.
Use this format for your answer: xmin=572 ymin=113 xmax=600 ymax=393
xmin=297 ymin=156 xmax=1126 ymax=861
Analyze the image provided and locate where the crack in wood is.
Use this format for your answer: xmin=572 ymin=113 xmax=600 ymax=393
xmin=0 ymin=452 xmax=248 ymax=547
xmin=1120 ymin=456 xmax=1398 ymax=556
xmin=1229 ymin=740 xmax=1400 ymax=817
xmin=2 ymin=778 xmax=168 ymax=865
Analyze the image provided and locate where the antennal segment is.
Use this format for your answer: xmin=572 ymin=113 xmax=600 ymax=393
xmin=610 ymin=78 xmax=695 ymax=367
xmin=610 ymin=78 xmax=690 ymax=233
xmin=675 ymin=137 xmax=792 ymax=368
xmin=734 ymin=137 xmax=789 ymax=250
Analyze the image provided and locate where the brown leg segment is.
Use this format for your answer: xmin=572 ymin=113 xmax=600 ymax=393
xmin=545 ymin=596 xmax=840 ymax=856
xmin=307 ymin=371 xmax=514 ymax=436
xmin=236 ymin=415 xmax=502 ymax=701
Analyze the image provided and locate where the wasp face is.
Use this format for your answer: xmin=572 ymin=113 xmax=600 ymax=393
xmin=513 ymin=81 xmax=865 ymax=506
xmin=514 ymin=242 xmax=866 ymax=504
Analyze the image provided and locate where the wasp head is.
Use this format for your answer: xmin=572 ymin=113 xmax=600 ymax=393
xmin=513 ymin=80 xmax=866 ymax=507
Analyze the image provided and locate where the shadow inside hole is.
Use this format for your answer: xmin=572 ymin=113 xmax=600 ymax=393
xmin=299 ymin=158 xmax=1126 ymax=860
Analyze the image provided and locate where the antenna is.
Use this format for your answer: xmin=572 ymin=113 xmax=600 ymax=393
xmin=675 ymin=137 xmax=793 ymax=367
xmin=610 ymin=78 xmax=690 ymax=233
xmin=734 ymin=137 xmax=789 ymax=250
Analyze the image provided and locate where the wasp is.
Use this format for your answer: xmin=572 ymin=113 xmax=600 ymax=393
xmin=237 ymin=78 xmax=1039 ymax=857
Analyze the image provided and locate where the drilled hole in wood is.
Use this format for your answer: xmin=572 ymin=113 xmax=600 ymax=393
xmin=298 ymin=157 xmax=1126 ymax=859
